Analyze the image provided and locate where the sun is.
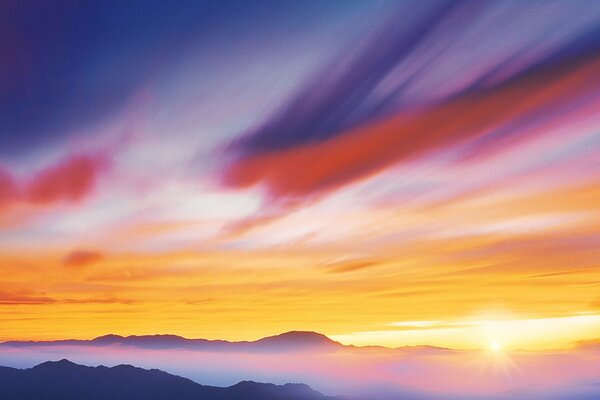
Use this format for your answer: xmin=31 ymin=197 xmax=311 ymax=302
xmin=489 ymin=340 xmax=503 ymax=352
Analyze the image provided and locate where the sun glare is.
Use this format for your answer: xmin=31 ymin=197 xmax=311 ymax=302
xmin=489 ymin=340 xmax=502 ymax=352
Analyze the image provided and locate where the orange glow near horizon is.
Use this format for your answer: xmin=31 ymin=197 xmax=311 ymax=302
xmin=2 ymin=172 xmax=598 ymax=348
xmin=1 ymin=235 xmax=599 ymax=349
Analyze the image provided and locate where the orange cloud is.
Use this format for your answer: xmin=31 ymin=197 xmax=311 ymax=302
xmin=324 ymin=259 xmax=381 ymax=274
xmin=224 ymin=55 xmax=600 ymax=200
xmin=0 ymin=290 xmax=55 ymax=305
xmin=62 ymin=250 xmax=105 ymax=268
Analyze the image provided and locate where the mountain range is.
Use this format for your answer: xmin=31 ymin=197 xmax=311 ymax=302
xmin=0 ymin=359 xmax=333 ymax=400
xmin=0 ymin=330 xmax=450 ymax=354
xmin=0 ymin=331 xmax=345 ymax=352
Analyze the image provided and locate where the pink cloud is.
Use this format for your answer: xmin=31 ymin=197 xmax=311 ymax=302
xmin=0 ymin=152 xmax=108 ymax=215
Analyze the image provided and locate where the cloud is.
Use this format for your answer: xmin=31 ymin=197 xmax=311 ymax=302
xmin=224 ymin=54 xmax=600 ymax=200
xmin=0 ymin=152 xmax=108 ymax=215
xmin=230 ymin=0 xmax=600 ymax=157
xmin=223 ymin=1 xmax=600 ymax=202
xmin=228 ymin=2 xmax=465 ymax=156
xmin=62 ymin=250 xmax=105 ymax=268
xmin=0 ymin=290 xmax=56 ymax=305
xmin=0 ymin=292 xmax=133 ymax=306
xmin=62 ymin=296 xmax=135 ymax=305
xmin=26 ymin=154 xmax=108 ymax=204
xmin=324 ymin=259 xmax=380 ymax=274
xmin=0 ymin=167 xmax=19 ymax=209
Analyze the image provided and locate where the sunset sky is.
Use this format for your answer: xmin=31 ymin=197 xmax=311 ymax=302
xmin=1 ymin=0 xmax=599 ymax=351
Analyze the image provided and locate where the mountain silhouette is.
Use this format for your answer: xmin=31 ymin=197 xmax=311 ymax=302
xmin=0 ymin=359 xmax=332 ymax=400
xmin=253 ymin=331 xmax=339 ymax=349
xmin=1 ymin=330 xmax=343 ymax=352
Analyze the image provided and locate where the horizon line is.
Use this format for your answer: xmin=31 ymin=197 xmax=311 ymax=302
xmin=1 ymin=330 xmax=595 ymax=352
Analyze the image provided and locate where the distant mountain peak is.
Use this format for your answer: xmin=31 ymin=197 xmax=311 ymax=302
xmin=254 ymin=331 xmax=341 ymax=350
xmin=263 ymin=330 xmax=337 ymax=342
xmin=42 ymin=359 xmax=75 ymax=365
xmin=278 ymin=330 xmax=329 ymax=339
xmin=32 ymin=359 xmax=79 ymax=370
xmin=129 ymin=334 xmax=185 ymax=339
xmin=92 ymin=334 xmax=123 ymax=341
xmin=230 ymin=379 xmax=325 ymax=398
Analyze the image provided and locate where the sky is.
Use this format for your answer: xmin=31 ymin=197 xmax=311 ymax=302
xmin=0 ymin=0 xmax=599 ymax=353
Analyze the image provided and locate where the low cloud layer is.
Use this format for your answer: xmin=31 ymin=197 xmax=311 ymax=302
xmin=1 ymin=343 xmax=600 ymax=400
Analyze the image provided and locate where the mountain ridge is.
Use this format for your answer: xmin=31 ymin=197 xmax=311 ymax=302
xmin=0 ymin=359 xmax=333 ymax=400
xmin=0 ymin=330 xmax=344 ymax=352
xmin=0 ymin=330 xmax=451 ymax=352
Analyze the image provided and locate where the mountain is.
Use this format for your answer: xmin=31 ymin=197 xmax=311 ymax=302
xmin=253 ymin=331 xmax=340 ymax=350
xmin=0 ymin=331 xmax=343 ymax=352
xmin=0 ymin=359 xmax=332 ymax=400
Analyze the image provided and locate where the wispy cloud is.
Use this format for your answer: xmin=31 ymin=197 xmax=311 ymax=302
xmin=223 ymin=1 xmax=600 ymax=201
xmin=0 ymin=152 xmax=108 ymax=215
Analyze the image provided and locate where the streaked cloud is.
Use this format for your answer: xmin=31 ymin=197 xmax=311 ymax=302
xmin=223 ymin=1 xmax=600 ymax=201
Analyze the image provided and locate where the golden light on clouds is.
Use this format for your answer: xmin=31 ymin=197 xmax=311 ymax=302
xmin=1 ymin=236 xmax=599 ymax=349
